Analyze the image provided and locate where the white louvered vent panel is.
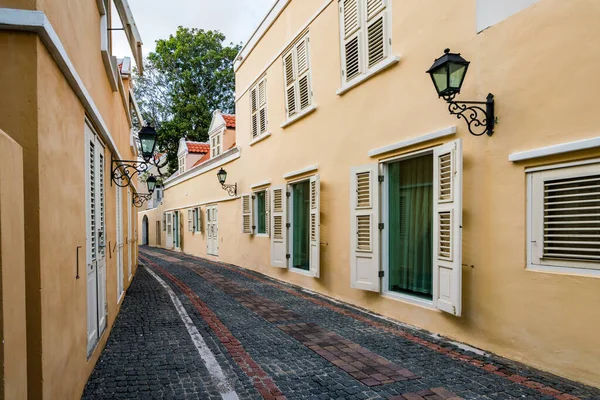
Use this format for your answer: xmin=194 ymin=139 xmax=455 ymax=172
xmin=90 ymin=142 xmax=96 ymax=260
xmin=243 ymin=215 xmax=251 ymax=233
xmin=259 ymin=108 xmax=267 ymax=133
xmin=284 ymin=53 xmax=295 ymax=86
xmin=366 ymin=0 xmax=385 ymax=20
xmin=345 ymin=36 xmax=360 ymax=82
xmin=287 ymin=86 xmax=297 ymax=117
xmin=343 ymin=0 xmax=359 ymax=38
xmin=356 ymin=172 xmax=371 ymax=208
xmin=310 ymin=179 xmax=317 ymax=209
xmin=311 ymin=214 xmax=317 ymax=241
xmin=273 ymin=189 xmax=283 ymax=212
xmin=438 ymin=211 xmax=452 ymax=260
xmin=367 ymin=16 xmax=385 ymax=68
xmin=252 ymin=114 xmax=258 ymax=138
xmin=242 ymin=195 xmax=251 ymax=213
xmin=299 ymin=75 xmax=310 ymax=111
xmin=251 ymin=88 xmax=257 ymax=113
xmin=99 ymin=153 xmax=105 ymax=256
xmin=543 ymin=174 xmax=600 ymax=261
xmin=274 ymin=216 xmax=283 ymax=239
xmin=438 ymin=153 xmax=453 ymax=201
xmin=265 ymin=190 xmax=270 ymax=236
xmin=357 ymin=215 xmax=371 ymax=252
xmin=258 ymin=80 xmax=266 ymax=106
xmin=297 ymin=39 xmax=308 ymax=74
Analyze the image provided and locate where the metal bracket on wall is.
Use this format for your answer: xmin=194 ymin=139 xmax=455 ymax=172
xmin=76 ymin=246 xmax=82 ymax=279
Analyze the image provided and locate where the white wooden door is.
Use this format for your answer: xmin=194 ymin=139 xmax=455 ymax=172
xmin=127 ymin=187 xmax=132 ymax=279
xmin=85 ymin=122 xmax=107 ymax=352
xmin=166 ymin=212 xmax=174 ymax=249
xmin=207 ymin=205 xmax=219 ymax=256
xmin=116 ymin=185 xmax=124 ymax=301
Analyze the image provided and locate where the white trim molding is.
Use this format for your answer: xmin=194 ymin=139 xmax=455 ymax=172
xmin=250 ymin=180 xmax=272 ymax=189
xmin=280 ymin=104 xmax=317 ymax=129
xmin=525 ymin=157 xmax=600 ymax=174
xmin=369 ymin=126 xmax=457 ymax=157
xmin=164 ymin=147 xmax=241 ymax=189
xmin=337 ymin=56 xmax=401 ymax=96
xmin=249 ymin=131 xmax=271 ymax=146
xmin=283 ymin=164 xmax=318 ymax=179
xmin=113 ymin=0 xmax=144 ymax=74
xmin=509 ymin=136 xmax=600 ymax=162
xmin=0 ymin=8 xmax=124 ymax=162
xmin=163 ymin=196 xmax=240 ymax=213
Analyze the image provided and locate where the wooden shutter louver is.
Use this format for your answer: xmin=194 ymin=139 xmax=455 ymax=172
xmin=433 ymin=139 xmax=463 ymax=316
xmin=309 ymin=175 xmax=320 ymax=277
xmin=299 ymin=75 xmax=310 ymax=111
xmin=265 ymin=189 xmax=270 ymax=236
xmin=345 ymin=37 xmax=360 ymax=81
xmin=284 ymin=34 xmax=311 ymax=118
xmin=296 ymin=40 xmax=308 ymax=74
xmin=242 ymin=194 xmax=253 ymax=234
xmin=343 ymin=0 xmax=360 ymax=37
xmin=188 ymin=209 xmax=193 ymax=232
xmin=251 ymin=87 xmax=259 ymax=138
xmin=350 ymin=164 xmax=380 ymax=292
xmin=98 ymin=152 xmax=105 ymax=257
xmin=367 ymin=15 xmax=385 ymax=67
xmin=89 ymin=140 xmax=96 ymax=260
xmin=271 ymin=186 xmax=288 ymax=268
xmin=543 ymin=174 xmax=600 ymax=261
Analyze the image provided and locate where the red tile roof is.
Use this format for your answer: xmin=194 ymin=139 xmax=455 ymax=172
xmin=223 ymin=114 xmax=236 ymax=129
xmin=192 ymin=152 xmax=211 ymax=168
xmin=186 ymin=141 xmax=210 ymax=154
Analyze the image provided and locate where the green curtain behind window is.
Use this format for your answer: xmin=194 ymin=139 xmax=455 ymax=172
xmin=256 ymin=191 xmax=266 ymax=234
xmin=388 ymin=154 xmax=433 ymax=299
xmin=292 ymin=181 xmax=310 ymax=271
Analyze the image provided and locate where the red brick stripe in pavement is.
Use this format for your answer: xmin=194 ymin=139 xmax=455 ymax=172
xmin=279 ymin=323 xmax=419 ymax=387
xmin=139 ymin=255 xmax=286 ymax=400
xmin=160 ymin=251 xmax=582 ymax=400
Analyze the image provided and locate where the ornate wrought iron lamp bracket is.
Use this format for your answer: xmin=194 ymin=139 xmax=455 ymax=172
xmin=443 ymin=93 xmax=495 ymax=137
xmin=110 ymin=157 xmax=167 ymax=188
xmin=221 ymin=183 xmax=237 ymax=197
xmin=132 ymin=192 xmax=154 ymax=208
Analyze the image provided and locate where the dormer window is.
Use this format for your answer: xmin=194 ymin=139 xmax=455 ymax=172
xmin=178 ymin=155 xmax=185 ymax=174
xmin=211 ymin=133 xmax=222 ymax=157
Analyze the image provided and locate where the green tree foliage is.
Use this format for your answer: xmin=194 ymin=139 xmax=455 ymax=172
xmin=134 ymin=27 xmax=240 ymax=173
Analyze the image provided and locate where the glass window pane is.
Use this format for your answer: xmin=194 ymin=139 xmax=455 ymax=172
xmin=292 ymin=181 xmax=311 ymax=271
xmin=256 ymin=191 xmax=266 ymax=234
xmin=388 ymin=154 xmax=434 ymax=299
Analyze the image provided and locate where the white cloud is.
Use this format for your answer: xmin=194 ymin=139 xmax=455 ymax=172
xmin=112 ymin=0 xmax=275 ymax=66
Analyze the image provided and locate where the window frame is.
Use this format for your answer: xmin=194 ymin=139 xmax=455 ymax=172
xmin=211 ymin=130 xmax=223 ymax=158
xmin=250 ymin=77 xmax=269 ymax=141
xmin=253 ymin=189 xmax=269 ymax=236
xmin=380 ymin=148 xmax=437 ymax=309
xmin=527 ymin=161 xmax=600 ymax=275
xmin=178 ymin=155 xmax=186 ymax=174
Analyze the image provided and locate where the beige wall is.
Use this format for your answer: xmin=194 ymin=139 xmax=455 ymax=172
xmin=0 ymin=130 xmax=28 ymax=400
xmin=141 ymin=0 xmax=600 ymax=387
xmin=0 ymin=1 xmax=140 ymax=398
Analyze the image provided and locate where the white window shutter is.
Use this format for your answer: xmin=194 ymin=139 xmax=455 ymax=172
xmin=283 ymin=51 xmax=297 ymax=118
xmin=366 ymin=10 xmax=387 ymax=68
xmin=188 ymin=209 xmax=193 ymax=232
xmin=350 ymin=164 xmax=380 ymax=291
xmin=340 ymin=0 xmax=362 ymax=82
xmin=251 ymin=87 xmax=259 ymax=138
xmin=271 ymin=185 xmax=288 ymax=268
xmin=309 ymin=175 xmax=320 ymax=277
xmin=433 ymin=139 xmax=463 ymax=316
xmin=241 ymin=194 xmax=253 ymax=234
xmin=264 ymin=189 xmax=270 ymax=236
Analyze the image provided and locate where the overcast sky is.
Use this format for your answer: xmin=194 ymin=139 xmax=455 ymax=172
xmin=112 ymin=0 xmax=275 ymax=67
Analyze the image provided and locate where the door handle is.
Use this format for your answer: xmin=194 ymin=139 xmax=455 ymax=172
xmin=76 ymin=246 xmax=82 ymax=279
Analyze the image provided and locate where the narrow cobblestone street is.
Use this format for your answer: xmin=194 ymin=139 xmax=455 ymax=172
xmin=82 ymin=247 xmax=600 ymax=400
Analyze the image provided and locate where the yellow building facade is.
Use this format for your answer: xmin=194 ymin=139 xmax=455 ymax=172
xmin=139 ymin=0 xmax=600 ymax=388
xmin=0 ymin=1 xmax=144 ymax=398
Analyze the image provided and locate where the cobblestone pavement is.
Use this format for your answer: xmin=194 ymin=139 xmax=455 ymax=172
xmin=83 ymin=247 xmax=600 ymax=400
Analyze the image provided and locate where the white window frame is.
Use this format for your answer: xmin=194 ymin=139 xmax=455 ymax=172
xmin=337 ymin=0 xmax=398 ymax=96
xmin=100 ymin=0 xmax=118 ymax=92
xmin=250 ymin=77 xmax=269 ymax=141
xmin=178 ymin=155 xmax=185 ymax=174
xmin=282 ymin=32 xmax=314 ymax=127
xmin=194 ymin=207 xmax=202 ymax=233
xmin=527 ymin=161 xmax=600 ymax=276
xmin=211 ymin=130 xmax=223 ymax=158
xmin=380 ymin=149 xmax=437 ymax=309
xmin=253 ymin=189 xmax=269 ymax=237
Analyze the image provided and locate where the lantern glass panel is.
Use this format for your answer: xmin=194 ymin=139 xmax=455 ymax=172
xmin=139 ymin=133 xmax=157 ymax=160
xmin=431 ymin=66 xmax=448 ymax=95
xmin=449 ymin=63 xmax=467 ymax=91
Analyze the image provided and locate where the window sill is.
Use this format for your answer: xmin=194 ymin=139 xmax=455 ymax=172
xmin=336 ymin=56 xmax=401 ymax=96
xmin=527 ymin=264 xmax=600 ymax=278
xmin=253 ymin=233 xmax=269 ymax=238
xmin=289 ymin=266 xmax=315 ymax=277
xmin=381 ymin=290 xmax=438 ymax=311
xmin=280 ymin=104 xmax=317 ymax=128
xmin=249 ymin=131 xmax=271 ymax=146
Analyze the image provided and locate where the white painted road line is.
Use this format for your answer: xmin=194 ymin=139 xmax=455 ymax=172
xmin=145 ymin=266 xmax=240 ymax=400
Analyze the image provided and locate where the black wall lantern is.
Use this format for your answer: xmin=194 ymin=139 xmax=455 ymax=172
xmin=427 ymin=49 xmax=495 ymax=137
xmin=217 ymin=168 xmax=237 ymax=196
xmin=132 ymin=175 xmax=158 ymax=208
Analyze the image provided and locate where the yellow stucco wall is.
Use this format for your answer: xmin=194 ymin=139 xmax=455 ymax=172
xmin=140 ymin=0 xmax=600 ymax=387
xmin=0 ymin=1 xmax=140 ymax=398
xmin=0 ymin=129 xmax=28 ymax=400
